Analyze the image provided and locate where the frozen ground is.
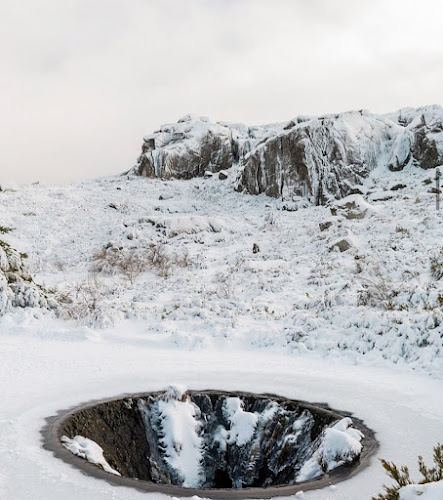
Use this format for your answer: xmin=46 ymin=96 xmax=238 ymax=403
xmin=0 ymin=164 xmax=442 ymax=499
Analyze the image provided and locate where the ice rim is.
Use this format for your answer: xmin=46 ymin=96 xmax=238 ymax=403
xmin=42 ymin=390 xmax=378 ymax=499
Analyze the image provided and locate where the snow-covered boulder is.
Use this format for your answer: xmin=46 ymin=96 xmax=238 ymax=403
xmin=0 ymin=241 xmax=48 ymax=316
xmin=139 ymin=214 xmax=224 ymax=237
xmin=129 ymin=115 xmax=236 ymax=179
xmin=386 ymin=105 xmax=443 ymax=169
xmin=296 ymin=417 xmax=363 ymax=482
xmin=330 ymin=194 xmax=376 ymax=220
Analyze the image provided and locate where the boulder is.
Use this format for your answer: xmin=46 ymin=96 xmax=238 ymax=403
xmin=329 ymin=237 xmax=353 ymax=252
xmin=330 ymin=195 xmax=375 ymax=220
xmin=319 ymin=221 xmax=333 ymax=232
xmin=130 ymin=115 xmax=236 ymax=180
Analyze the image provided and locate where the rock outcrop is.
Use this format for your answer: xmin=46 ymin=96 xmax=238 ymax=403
xmin=236 ymin=111 xmax=395 ymax=203
xmin=129 ymin=106 xmax=443 ymax=204
xmin=131 ymin=115 xmax=235 ymax=180
xmin=0 ymin=240 xmax=48 ymax=316
xmin=386 ymin=105 xmax=443 ymax=170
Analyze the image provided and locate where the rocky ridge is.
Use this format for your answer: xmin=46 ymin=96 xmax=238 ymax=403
xmin=129 ymin=106 xmax=443 ymax=204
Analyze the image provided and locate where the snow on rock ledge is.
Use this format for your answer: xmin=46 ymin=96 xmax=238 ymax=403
xmin=296 ymin=417 xmax=364 ymax=482
xmin=61 ymin=435 xmax=121 ymax=476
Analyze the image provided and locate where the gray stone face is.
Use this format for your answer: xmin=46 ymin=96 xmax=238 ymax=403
xmin=386 ymin=105 xmax=443 ymax=170
xmin=237 ymin=113 xmax=391 ymax=204
xmin=129 ymin=106 xmax=443 ymax=204
xmin=131 ymin=116 xmax=235 ymax=180
xmin=411 ymin=116 xmax=443 ymax=169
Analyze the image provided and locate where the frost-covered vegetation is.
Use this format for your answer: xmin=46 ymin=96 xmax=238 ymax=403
xmin=0 ymin=161 xmax=442 ymax=377
xmin=0 ymin=236 xmax=48 ymax=315
xmin=373 ymin=444 xmax=443 ymax=500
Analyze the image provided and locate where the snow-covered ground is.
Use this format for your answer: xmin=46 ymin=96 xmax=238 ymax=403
xmin=0 ymin=164 xmax=442 ymax=499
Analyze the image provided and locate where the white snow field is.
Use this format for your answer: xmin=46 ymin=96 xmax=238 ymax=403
xmin=0 ymin=163 xmax=442 ymax=499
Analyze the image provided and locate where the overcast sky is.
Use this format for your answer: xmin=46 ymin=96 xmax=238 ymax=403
xmin=2 ymin=0 xmax=443 ymax=184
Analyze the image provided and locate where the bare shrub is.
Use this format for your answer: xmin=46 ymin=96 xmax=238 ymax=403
xmin=91 ymin=242 xmax=189 ymax=281
xmin=263 ymin=207 xmax=281 ymax=230
xmin=357 ymin=277 xmax=398 ymax=310
xmin=430 ymin=249 xmax=443 ymax=280
xmin=56 ymin=278 xmax=122 ymax=328
xmin=90 ymin=245 xmax=122 ymax=276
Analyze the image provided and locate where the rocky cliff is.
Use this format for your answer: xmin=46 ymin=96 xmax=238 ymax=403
xmin=129 ymin=106 xmax=443 ymax=204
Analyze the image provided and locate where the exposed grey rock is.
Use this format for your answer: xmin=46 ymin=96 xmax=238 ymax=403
xmin=385 ymin=105 xmax=443 ymax=169
xmin=390 ymin=183 xmax=407 ymax=191
xmin=319 ymin=221 xmax=333 ymax=232
xmin=129 ymin=106 xmax=443 ymax=204
xmin=236 ymin=112 xmax=394 ymax=204
xmin=330 ymin=238 xmax=353 ymax=253
xmin=130 ymin=115 xmax=235 ymax=180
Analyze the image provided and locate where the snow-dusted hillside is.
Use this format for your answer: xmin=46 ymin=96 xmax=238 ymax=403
xmin=0 ymin=163 xmax=442 ymax=377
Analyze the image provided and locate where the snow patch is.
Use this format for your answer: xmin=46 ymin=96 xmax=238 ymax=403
xmin=223 ymin=397 xmax=258 ymax=447
xmin=61 ymin=435 xmax=120 ymax=476
xmin=400 ymin=480 xmax=443 ymax=500
xmin=297 ymin=417 xmax=364 ymax=482
xmin=154 ymin=388 xmax=204 ymax=487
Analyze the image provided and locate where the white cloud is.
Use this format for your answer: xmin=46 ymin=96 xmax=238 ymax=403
xmin=1 ymin=0 xmax=443 ymax=183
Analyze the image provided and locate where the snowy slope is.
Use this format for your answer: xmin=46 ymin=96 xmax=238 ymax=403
xmin=0 ymin=153 xmax=442 ymax=499
xmin=0 ymin=164 xmax=441 ymax=376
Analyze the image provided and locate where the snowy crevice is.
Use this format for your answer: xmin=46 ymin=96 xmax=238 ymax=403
xmin=60 ymin=387 xmax=368 ymax=490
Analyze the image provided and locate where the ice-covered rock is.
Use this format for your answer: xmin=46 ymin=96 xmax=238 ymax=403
xmin=385 ymin=105 xmax=443 ymax=169
xmin=237 ymin=111 xmax=395 ymax=204
xmin=129 ymin=115 xmax=236 ymax=180
xmin=130 ymin=106 xmax=443 ymax=204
